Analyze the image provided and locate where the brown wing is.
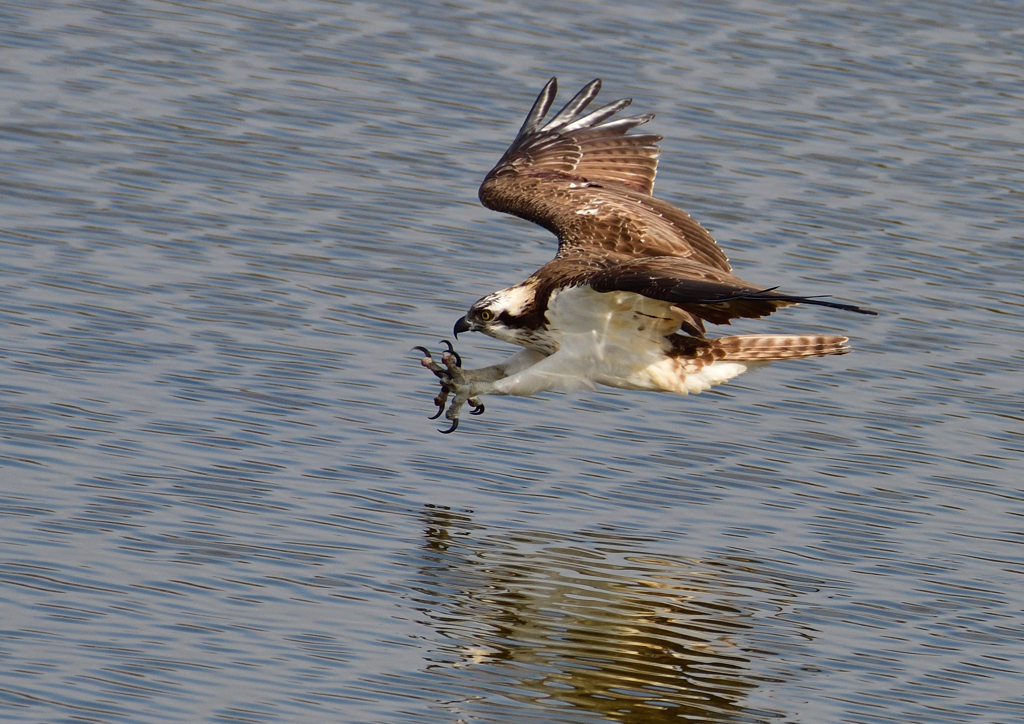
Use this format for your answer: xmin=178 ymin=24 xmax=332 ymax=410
xmin=587 ymin=255 xmax=877 ymax=327
xmin=478 ymin=78 xmax=731 ymax=273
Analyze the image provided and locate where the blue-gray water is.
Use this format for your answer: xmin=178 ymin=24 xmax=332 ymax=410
xmin=2 ymin=1 xmax=1022 ymax=722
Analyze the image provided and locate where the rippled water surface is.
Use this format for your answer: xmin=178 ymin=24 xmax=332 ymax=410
xmin=2 ymin=1 xmax=1023 ymax=722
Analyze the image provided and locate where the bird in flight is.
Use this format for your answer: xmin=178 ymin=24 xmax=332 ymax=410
xmin=417 ymin=78 xmax=875 ymax=433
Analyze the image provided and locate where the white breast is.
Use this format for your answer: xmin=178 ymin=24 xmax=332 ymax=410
xmin=541 ymin=286 xmax=677 ymax=390
xmin=547 ymin=286 xmax=681 ymax=336
xmin=487 ymin=285 xmax=758 ymax=398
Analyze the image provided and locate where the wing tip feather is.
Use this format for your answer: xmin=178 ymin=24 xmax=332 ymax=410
xmin=511 ymin=77 xmax=647 ymax=144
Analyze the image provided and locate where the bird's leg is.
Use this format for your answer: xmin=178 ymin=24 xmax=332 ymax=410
xmin=415 ymin=341 xmax=489 ymax=433
xmin=414 ymin=344 xmax=544 ymax=433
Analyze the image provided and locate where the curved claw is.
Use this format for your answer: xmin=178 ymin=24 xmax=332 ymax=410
xmin=428 ymin=406 xmax=444 ymax=420
xmin=441 ymin=339 xmax=462 ymax=367
xmin=469 ymin=402 xmax=485 ymax=416
xmin=439 ymin=418 xmax=459 ymax=434
xmin=412 ymin=345 xmax=433 ymax=358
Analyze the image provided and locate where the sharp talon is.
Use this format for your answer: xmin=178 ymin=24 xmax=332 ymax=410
xmin=418 ymin=341 xmax=469 ymax=433
xmin=441 ymin=339 xmax=461 ymax=367
xmin=469 ymin=402 xmax=485 ymax=416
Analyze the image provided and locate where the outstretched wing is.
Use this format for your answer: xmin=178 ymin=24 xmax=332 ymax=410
xmin=478 ymin=78 xmax=731 ymax=272
xmin=587 ymin=255 xmax=877 ymax=328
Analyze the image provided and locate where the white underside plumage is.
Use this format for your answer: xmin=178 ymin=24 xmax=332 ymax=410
xmin=486 ymin=286 xmax=762 ymax=397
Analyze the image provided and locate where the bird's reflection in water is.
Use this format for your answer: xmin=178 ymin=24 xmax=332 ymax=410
xmin=409 ymin=505 xmax=786 ymax=723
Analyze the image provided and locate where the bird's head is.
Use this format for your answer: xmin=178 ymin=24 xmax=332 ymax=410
xmin=454 ymin=284 xmax=537 ymax=346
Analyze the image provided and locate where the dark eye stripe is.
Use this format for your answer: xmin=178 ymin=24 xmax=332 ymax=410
xmin=496 ymin=311 xmax=527 ymax=328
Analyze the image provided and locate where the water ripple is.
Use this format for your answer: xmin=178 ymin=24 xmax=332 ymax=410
xmin=2 ymin=0 xmax=1023 ymax=722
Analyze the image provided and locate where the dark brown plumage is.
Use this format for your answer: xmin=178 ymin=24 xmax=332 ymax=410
xmin=476 ymin=78 xmax=876 ymax=336
xmin=416 ymin=78 xmax=876 ymax=432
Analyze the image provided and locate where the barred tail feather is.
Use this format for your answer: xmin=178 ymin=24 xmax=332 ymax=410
xmin=647 ymin=334 xmax=850 ymax=395
xmin=711 ymin=334 xmax=850 ymax=361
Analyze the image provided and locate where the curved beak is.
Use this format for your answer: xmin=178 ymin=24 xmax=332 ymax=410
xmin=453 ymin=316 xmax=471 ymax=339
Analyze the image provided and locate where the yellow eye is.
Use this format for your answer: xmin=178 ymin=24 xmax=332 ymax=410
xmin=479 ymin=310 xmax=494 ymax=322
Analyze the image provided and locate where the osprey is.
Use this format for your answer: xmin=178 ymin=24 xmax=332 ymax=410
xmin=417 ymin=78 xmax=875 ymax=433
